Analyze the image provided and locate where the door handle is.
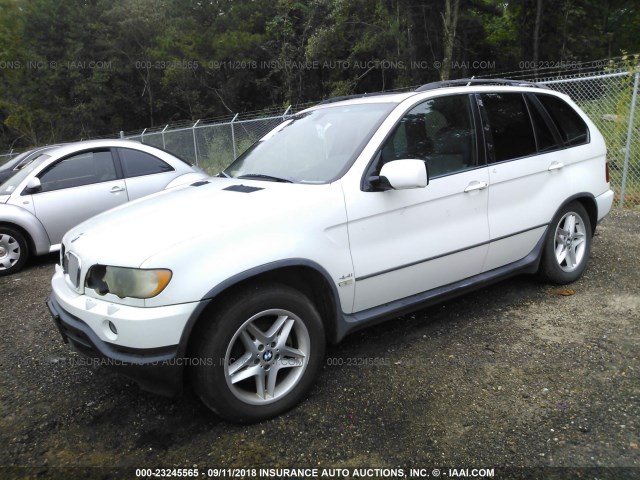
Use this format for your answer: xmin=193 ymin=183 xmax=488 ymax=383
xmin=464 ymin=181 xmax=488 ymax=193
xmin=548 ymin=161 xmax=564 ymax=171
xmin=110 ymin=185 xmax=126 ymax=193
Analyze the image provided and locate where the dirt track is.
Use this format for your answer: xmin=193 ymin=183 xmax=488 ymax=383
xmin=0 ymin=209 xmax=639 ymax=480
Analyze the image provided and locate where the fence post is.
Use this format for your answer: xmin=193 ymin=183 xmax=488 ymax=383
xmin=230 ymin=113 xmax=239 ymax=159
xmin=283 ymin=105 xmax=291 ymax=120
xmin=619 ymin=70 xmax=639 ymax=208
xmin=119 ymin=131 xmax=124 ymax=139
xmin=161 ymin=125 xmax=168 ymax=150
xmin=140 ymin=128 xmax=147 ymax=144
xmin=192 ymin=120 xmax=200 ymax=166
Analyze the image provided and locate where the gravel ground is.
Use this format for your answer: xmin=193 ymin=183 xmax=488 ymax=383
xmin=0 ymin=209 xmax=639 ymax=480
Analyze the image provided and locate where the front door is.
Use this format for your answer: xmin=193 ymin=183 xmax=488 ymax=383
xmin=345 ymin=94 xmax=490 ymax=312
xmin=30 ymin=149 xmax=128 ymax=246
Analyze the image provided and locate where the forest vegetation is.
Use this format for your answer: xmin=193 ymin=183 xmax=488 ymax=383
xmin=0 ymin=0 xmax=638 ymax=151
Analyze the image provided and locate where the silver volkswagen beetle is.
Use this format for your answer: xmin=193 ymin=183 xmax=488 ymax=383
xmin=0 ymin=139 xmax=207 ymax=275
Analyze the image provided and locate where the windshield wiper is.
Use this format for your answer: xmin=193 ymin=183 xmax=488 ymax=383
xmin=237 ymin=173 xmax=295 ymax=183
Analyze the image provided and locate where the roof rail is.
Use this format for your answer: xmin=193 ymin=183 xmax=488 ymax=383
xmin=317 ymin=91 xmax=398 ymax=105
xmin=415 ymin=78 xmax=546 ymax=91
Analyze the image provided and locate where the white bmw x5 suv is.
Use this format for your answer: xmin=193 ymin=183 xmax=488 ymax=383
xmin=48 ymin=79 xmax=614 ymax=422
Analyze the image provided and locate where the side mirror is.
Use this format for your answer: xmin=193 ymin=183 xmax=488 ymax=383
xmin=374 ymin=159 xmax=428 ymax=190
xmin=24 ymin=177 xmax=42 ymax=193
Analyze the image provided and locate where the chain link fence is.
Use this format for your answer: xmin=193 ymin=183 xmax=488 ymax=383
xmin=121 ymin=63 xmax=640 ymax=208
xmin=121 ymin=108 xmax=301 ymax=176
xmin=2 ymin=60 xmax=639 ymax=207
xmin=509 ymin=67 xmax=640 ymax=208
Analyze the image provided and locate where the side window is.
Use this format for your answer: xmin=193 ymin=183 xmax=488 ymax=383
xmin=480 ymin=93 xmax=537 ymax=162
xmin=525 ymin=96 xmax=559 ymax=153
xmin=119 ymin=148 xmax=174 ymax=178
xmin=380 ymin=94 xmax=477 ymax=178
xmin=38 ymin=150 xmax=117 ymax=193
xmin=536 ymin=94 xmax=589 ymax=146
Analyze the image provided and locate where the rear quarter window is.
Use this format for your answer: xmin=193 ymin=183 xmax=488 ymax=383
xmin=536 ymin=94 xmax=589 ymax=146
xmin=118 ymin=148 xmax=174 ymax=177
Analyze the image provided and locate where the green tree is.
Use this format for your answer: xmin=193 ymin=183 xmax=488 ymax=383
xmin=0 ymin=0 xmax=638 ymax=152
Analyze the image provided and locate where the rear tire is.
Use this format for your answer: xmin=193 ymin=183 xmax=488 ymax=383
xmin=192 ymin=282 xmax=325 ymax=423
xmin=539 ymin=202 xmax=592 ymax=284
xmin=0 ymin=227 xmax=28 ymax=276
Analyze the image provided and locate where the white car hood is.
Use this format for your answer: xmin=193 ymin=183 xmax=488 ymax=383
xmin=65 ymin=178 xmax=335 ymax=268
xmin=0 ymin=195 xmax=9 ymax=204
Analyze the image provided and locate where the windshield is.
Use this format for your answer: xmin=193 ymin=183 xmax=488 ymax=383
xmin=0 ymin=151 xmax=31 ymax=172
xmin=0 ymin=154 xmax=51 ymax=195
xmin=223 ymin=103 xmax=395 ymax=184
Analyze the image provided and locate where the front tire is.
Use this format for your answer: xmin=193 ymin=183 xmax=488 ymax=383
xmin=539 ymin=202 xmax=592 ymax=284
xmin=0 ymin=227 xmax=28 ymax=276
xmin=192 ymin=283 xmax=325 ymax=423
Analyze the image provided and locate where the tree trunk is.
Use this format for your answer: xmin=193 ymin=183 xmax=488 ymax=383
xmin=560 ymin=0 xmax=572 ymax=61
xmin=440 ymin=0 xmax=460 ymax=81
xmin=533 ymin=0 xmax=544 ymax=74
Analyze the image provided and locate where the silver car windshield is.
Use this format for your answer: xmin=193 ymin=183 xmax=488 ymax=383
xmin=224 ymin=103 xmax=395 ymax=184
xmin=0 ymin=154 xmax=51 ymax=195
xmin=0 ymin=150 xmax=31 ymax=172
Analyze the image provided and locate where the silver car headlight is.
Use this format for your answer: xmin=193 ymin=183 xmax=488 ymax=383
xmin=86 ymin=265 xmax=172 ymax=299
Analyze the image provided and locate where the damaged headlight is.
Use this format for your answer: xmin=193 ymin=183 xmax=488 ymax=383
xmin=86 ymin=265 xmax=172 ymax=299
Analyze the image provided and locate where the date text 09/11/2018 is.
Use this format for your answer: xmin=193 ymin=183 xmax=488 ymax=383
xmin=134 ymin=467 xmax=497 ymax=478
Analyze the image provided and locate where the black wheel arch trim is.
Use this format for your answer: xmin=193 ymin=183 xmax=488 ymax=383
xmin=176 ymin=259 xmax=344 ymax=356
xmin=555 ymin=192 xmax=597 ymax=233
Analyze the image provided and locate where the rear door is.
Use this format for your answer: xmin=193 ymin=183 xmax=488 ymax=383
xmin=30 ymin=149 xmax=127 ymax=245
xmin=479 ymin=91 xmax=590 ymax=271
xmin=116 ymin=147 xmax=176 ymax=200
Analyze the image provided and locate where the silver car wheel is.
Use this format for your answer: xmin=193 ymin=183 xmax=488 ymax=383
xmin=553 ymin=211 xmax=587 ymax=273
xmin=224 ymin=309 xmax=310 ymax=406
xmin=0 ymin=233 xmax=21 ymax=271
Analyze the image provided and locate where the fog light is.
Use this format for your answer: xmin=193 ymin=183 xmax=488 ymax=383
xmin=103 ymin=320 xmax=118 ymax=341
xmin=108 ymin=321 xmax=118 ymax=335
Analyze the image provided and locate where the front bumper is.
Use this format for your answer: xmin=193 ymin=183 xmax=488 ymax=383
xmin=47 ymin=270 xmax=200 ymax=398
xmin=48 ymin=294 xmax=184 ymax=397
xmin=51 ymin=264 xmax=197 ymax=349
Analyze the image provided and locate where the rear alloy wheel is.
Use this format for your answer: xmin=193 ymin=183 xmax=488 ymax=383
xmin=539 ymin=202 xmax=592 ymax=284
xmin=0 ymin=227 xmax=28 ymax=276
xmin=192 ymin=283 xmax=325 ymax=423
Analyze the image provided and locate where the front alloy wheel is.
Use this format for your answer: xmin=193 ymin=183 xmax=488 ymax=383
xmin=224 ymin=309 xmax=311 ymax=405
xmin=192 ymin=283 xmax=325 ymax=423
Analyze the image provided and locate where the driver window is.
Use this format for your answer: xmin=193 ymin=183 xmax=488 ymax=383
xmin=380 ymin=95 xmax=477 ymax=178
xmin=38 ymin=150 xmax=117 ymax=193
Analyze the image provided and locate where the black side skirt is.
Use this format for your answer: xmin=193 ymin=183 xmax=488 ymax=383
xmin=335 ymin=231 xmax=546 ymax=342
